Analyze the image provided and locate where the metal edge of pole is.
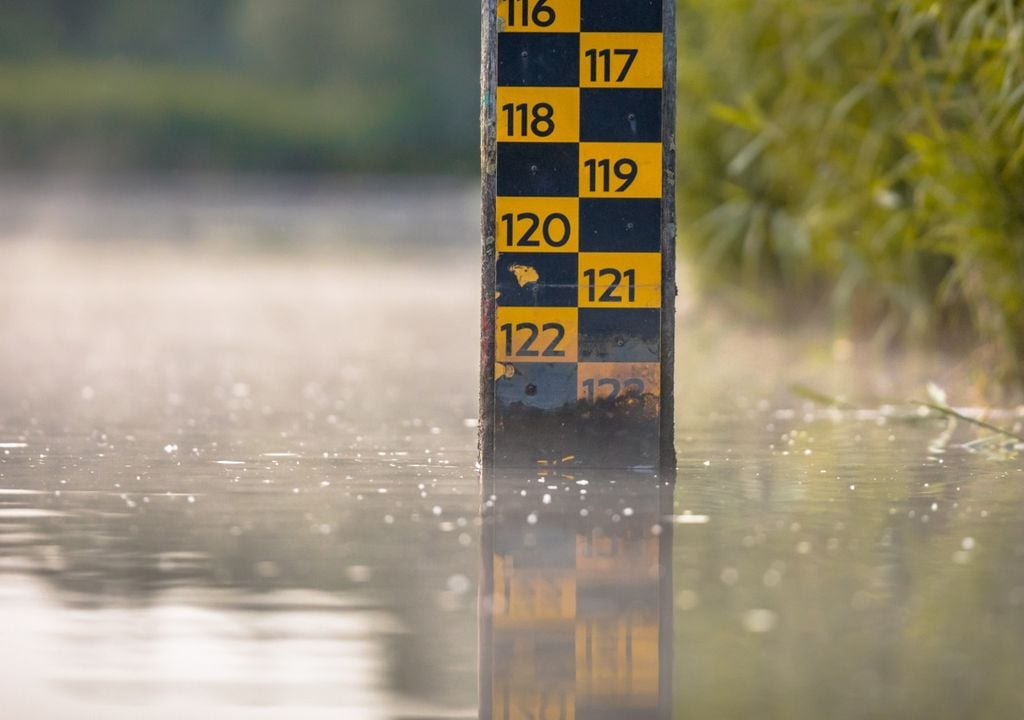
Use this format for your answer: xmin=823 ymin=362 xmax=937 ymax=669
xmin=660 ymin=0 xmax=678 ymax=474
xmin=479 ymin=0 xmax=498 ymax=475
xmin=660 ymin=2 xmax=677 ymax=711
xmin=478 ymin=7 xmax=499 ymax=720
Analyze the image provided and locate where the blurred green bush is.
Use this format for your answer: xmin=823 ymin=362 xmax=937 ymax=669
xmin=678 ymin=0 xmax=1024 ymax=384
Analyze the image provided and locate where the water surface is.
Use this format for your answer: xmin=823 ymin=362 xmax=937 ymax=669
xmin=1 ymin=181 xmax=1022 ymax=718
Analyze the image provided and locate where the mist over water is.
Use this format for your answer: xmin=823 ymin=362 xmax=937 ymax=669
xmin=1 ymin=181 xmax=1022 ymax=718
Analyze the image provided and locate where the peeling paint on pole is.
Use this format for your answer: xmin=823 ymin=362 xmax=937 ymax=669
xmin=480 ymin=0 xmax=676 ymax=470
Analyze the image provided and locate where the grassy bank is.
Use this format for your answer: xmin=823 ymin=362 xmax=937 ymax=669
xmin=677 ymin=0 xmax=1024 ymax=387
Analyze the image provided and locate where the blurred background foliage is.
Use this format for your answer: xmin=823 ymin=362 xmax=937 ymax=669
xmin=1 ymin=0 xmax=1022 ymax=385
xmin=0 ymin=0 xmax=480 ymax=172
xmin=678 ymin=0 xmax=1024 ymax=386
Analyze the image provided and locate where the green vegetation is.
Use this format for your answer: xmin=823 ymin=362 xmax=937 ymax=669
xmin=0 ymin=61 xmax=410 ymax=172
xmin=677 ymin=0 xmax=1024 ymax=386
xmin=0 ymin=0 xmax=480 ymax=172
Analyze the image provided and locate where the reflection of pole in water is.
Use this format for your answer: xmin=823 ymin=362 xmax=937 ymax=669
xmin=480 ymin=470 xmax=674 ymax=719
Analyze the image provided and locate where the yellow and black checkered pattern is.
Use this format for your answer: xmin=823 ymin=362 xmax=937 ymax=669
xmin=492 ymin=0 xmax=665 ymax=468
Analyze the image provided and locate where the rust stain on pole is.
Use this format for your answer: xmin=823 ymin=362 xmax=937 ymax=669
xmin=480 ymin=0 xmax=676 ymax=471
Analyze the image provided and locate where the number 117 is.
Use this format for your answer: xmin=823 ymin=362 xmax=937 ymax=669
xmin=585 ymin=48 xmax=638 ymax=82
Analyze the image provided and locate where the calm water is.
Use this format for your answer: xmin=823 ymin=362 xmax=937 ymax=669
xmin=1 ymin=181 xmax=1022 ymax=719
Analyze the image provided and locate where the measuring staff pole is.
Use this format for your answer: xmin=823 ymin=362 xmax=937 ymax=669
xmin=480 ymin=0 xmax=676 ymax=471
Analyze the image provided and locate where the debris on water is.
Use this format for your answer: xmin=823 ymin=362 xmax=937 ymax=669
xmin=0 ymin=442 xmax=27 ymax=449
xmin=215 ymin=460 xmax=245 ymax=465
xmin=526 ymin=512 xmax=538 ymax=525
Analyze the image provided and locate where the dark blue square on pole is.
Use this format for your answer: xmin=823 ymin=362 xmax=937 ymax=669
xmin=580 ymin=89 xmax=662 ymax=143
xmin=495 ymin=362 xmax=578 ymax=413
xmin=580 ymin=0 xmax=663 ymax=32
xmin=497 ymin=143 xmax=579 ymax=197
xmin=498 ymin=33 xmax=580 ymax=87
xmin=496 ymin=253 xmax=579 ymax=307
xmin=580 ymin=199 xmax=662 ymax=252
xmin=579 ymin=308 xmax=660 ymax=362
xmin=493 ymin=359 xmax=578 ymax=466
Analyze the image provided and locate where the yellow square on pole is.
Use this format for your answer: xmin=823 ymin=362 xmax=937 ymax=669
xmin=579 ymin=143 xmax=662 ymax=198
xmin=580 ymin=32 xmax=663 ymax=88
xmin=497 ymin=0 xmax=581 ymax=33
